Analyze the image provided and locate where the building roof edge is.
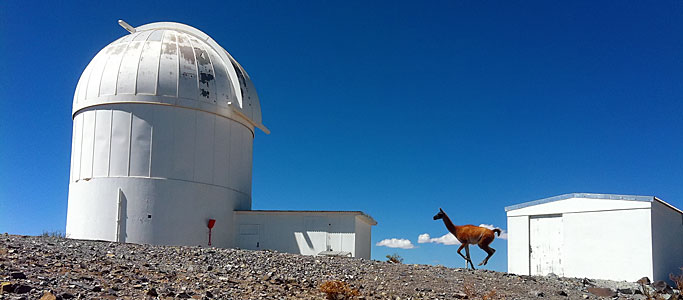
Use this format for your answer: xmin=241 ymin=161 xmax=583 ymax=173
xmin=504 ymin=193 xmax=655 ymax=212
xmin=235 ymin=210 xmax=378 ymax=225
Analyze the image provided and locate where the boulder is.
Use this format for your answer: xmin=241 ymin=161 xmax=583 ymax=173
xmin=587 ymin=287 xmax=616 ymax=298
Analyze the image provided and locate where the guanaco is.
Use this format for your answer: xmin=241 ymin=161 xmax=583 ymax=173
xmin=433 ymin=208 xmax=501 ymax=269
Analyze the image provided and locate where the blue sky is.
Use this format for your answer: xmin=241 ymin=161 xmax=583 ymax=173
xmin=1 ymin=1 xmax=682 ymax=272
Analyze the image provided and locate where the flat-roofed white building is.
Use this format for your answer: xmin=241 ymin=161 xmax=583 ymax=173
xmin=234 ymin=211 xmax=377 ymax=259
xmin=506 ymin=193 xmax=683 ymax=282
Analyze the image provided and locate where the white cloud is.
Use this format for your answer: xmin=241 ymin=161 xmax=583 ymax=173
xmin=375 ymin=238 xmax=415 ymax=249
xmin=478 ymin=224 xmax=508 ymax=240
xmin=417 ymin=233 xmax=431 ymax=243
xmin=417 ymin=233 xmax=460 ymax=245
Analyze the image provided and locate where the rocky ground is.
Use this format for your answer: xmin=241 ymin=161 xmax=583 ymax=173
xmin=0 ymin=234 xmax=675 ymax=299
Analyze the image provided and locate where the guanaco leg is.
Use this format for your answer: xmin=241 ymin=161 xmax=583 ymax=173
xmin=478 ymin=244 xmax=496 ymax=266
xmin=457 ymin=244 xmax=476 ymax=270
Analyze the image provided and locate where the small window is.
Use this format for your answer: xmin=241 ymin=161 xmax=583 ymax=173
xmin=148 ymin=214 xmax=152 ymax=219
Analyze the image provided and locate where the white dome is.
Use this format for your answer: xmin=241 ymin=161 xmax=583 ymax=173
xmin=73 ymin=22 xmax=268 ymax=133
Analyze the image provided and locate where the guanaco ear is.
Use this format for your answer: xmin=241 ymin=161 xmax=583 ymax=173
xmin=439 ymin=208 xmax=444 ymax=212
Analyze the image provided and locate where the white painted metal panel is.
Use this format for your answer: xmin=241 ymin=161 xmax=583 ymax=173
xmin=146 ymin=29 xmax=164 ymax=42
xmin=307 ymin=234 xmax=329 ymax=252
xmin=228 ymin=122 xmax=243 ymax=190
xmin=651 ymin=200 xmax=683 ymax=281
xmin=177 ymin=33 xmax=199 ymax=100
xmin=344 ymin=233 xmax=356 ymax=254
xmin=149 ymin=106 xmax=174 ymax=178
xmin=530 ymin=215 xmax=563 ymax=276
xmin=240 ymin=224 xmax=260 ymax=235
xmin=132 ymin=30 xmax=153 ymax=41
xmin=213 ymin=117 xmax=230 ymax=187
xmin=80 ymin=111 xmax=96 ymax=179
xmin=194 ymin=112 xmax=214 ymax=183
xmin=92 ymin=110 xmax=112 ymax=177
xmin=234 ymin=126 xmax=246 ymax=193
xmin=69 ymin=119 xmax=76 ymax=182
xmin=305 ymin=216 xmax=328 ymax=231
xmin=85 ymin=44 xmax=113 ymax=99
xmin=118 ymin=34 xmax=135 ymax=44
xmin=171 ymin=109 xmax=195 ymax=181
xmin=136 ymin=31 xmax=163 ymax=95
xmin=354 ymin=218 xmax=371 ymax=259
xmin=191 ymin=36 xmax=217 ymax=104
xmin=99 ymin=42 xmax=130 ymax=96
xmin=243 ymin=129 xmax=253 ymax=194
xmin=130 ymin=110 xmax=152 ymax=177
xmin=65 ymin=182 xmax=118 ymax=241
xmin=75 ymin=53 xmax=96 ymax=104
xmin=305 ymin=216 xmax=330 ymax=251
xmin=328 ymin=233 xmax=355 ymax=253
xmin=562 ymin=209 xmax=652 ymax=281
xmin=326 ymin=216 xmax=351 ymax=253
xmin=109 ymin=110 xmax=131 ymax=176
xmin=71 ymin=114 xmax=83 ymax=181
xmin=157 ymin=31 xmax=178 ymax=99
xmin=117 ymin=37 xmax=146 ymax=95
xmin=239 ymin=125 xmax=251 ymax=193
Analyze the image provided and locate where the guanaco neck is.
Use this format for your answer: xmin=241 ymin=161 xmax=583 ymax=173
xmin=441 ymin=212 xmax=459 ymax=235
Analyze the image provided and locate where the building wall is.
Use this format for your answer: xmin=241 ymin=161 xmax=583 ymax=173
xmin=67 ymin=104 xmax=254 ymax=246
xmin=354 ymin=217 xmax=372 ymax=260
xmin=234 ymin=212 xmax=371 ymax=259
xmin=66 ymin=177 xmax=247 ymax=247
xmin=651 ymin=200 xmax=683 ymax=282
xmin=507 ymin=197 xmax=653 ymax=281
xmin=70 ymin=104 xmax=254 ymax=193
xmin=562 ymin=208 xmax=652 ymax=281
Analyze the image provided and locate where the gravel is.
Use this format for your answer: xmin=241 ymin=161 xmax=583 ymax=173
xmin=0 ymin=234 xmax=652 ymax=299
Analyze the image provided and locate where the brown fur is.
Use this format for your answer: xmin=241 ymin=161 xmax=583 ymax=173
xmin=433 ymin=208 xmax=499 ymax=269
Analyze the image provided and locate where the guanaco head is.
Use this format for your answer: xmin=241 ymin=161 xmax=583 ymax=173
xmin=433 ymin=208 xmax=445 ymax=220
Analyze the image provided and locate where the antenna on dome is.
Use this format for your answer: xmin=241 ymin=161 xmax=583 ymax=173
xmin=118 ymin=20 xmax=136 ymax=33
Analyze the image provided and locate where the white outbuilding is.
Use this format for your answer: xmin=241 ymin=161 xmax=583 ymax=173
xmin=506 ymin=193 xmax=683 ymax=282
xmin=66 ymin=21 xmax=376 ymax=259
xmin=234 ymin=211 xmax=376 ymax=258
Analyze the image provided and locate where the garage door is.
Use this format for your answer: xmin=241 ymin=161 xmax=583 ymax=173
xmin=530 ymin=214 xmax=563 ymax=276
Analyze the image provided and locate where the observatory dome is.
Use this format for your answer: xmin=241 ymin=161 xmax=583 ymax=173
xmin=67 ymin=21 xmax=266 ymax=247
xmin=73 ymin=22 xmax=267 ymax=133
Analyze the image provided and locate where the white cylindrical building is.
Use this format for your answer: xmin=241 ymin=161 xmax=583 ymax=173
xmin=66 ymin=22 xmax=268 ymax=247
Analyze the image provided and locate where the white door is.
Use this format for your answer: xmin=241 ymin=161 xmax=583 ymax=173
xmin=529 ymin=214 xmax=563 ymax=276
xmin=238 ymin=224 xmax=260 ymax=250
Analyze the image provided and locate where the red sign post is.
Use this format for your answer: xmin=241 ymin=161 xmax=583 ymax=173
xmin=207 ymin=219 xmax=216 ymax=246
